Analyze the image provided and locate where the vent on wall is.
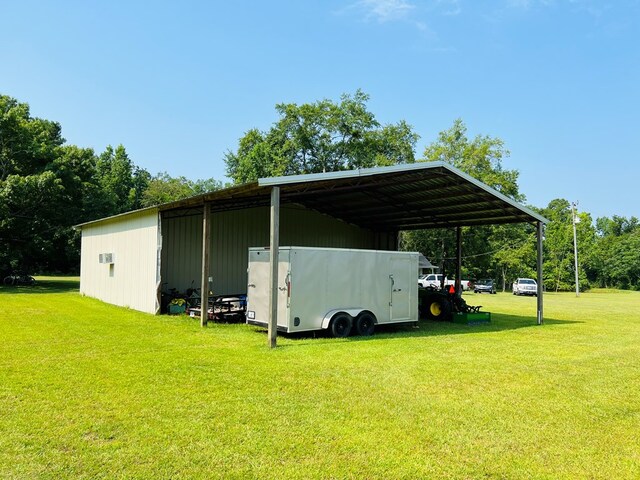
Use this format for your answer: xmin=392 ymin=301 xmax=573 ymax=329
xmin=99 ymin=253 xmax=114 ymax=264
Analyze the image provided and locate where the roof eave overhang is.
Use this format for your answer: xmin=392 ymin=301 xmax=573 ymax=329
xmin=76 ymin=162 xmax=549 ymax=229
xmin=259 ymin=162 xmax=549 ymax=226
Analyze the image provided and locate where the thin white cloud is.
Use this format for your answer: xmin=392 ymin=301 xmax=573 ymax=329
xmin=568 ymin=0 xmax=613 ymax=19
xmin=505 ymin=0 xmax=616 ymax=19
xmin=340 ymin=0 xmax=462 ymax=25
xmin=437 ymin=0 xmax=462 ymax=16
xmin=337 ymin=0 xmax=461 ymax=50
xmin=352 ymin=0 xmax=416 ymax=23
xmin=505 ymin=0 xmax=555 ymax=8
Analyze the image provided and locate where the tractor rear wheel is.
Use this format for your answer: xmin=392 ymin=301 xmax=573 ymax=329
xmin=423 ymin=294 xmax=452 ymax=321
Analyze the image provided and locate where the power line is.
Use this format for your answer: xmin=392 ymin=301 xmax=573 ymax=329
xmin=440 ymin=235 xmax=535 ymax=261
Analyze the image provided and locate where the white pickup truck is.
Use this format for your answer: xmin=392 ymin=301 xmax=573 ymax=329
xmin=418 ymin=273 xmax=471 ymax=291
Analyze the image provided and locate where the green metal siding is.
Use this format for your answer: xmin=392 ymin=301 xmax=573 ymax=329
xmin=161 ymin=205 xmax=386 ymax=296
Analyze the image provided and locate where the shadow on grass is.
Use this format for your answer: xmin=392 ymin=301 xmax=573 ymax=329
xmin=249 ymin=313 xmax=581 ymax=345
xmin=374 ymin=314 xmax=579 ymax=339
xmin=0 ymin=277 xmax=80 ymax=295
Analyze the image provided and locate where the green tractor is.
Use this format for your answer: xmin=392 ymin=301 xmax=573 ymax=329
xmin=418 ymin=286 xmax=481 ymax=321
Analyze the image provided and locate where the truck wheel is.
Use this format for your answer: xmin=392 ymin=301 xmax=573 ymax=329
xmin=355 ymin=313 xmax=375 ymax=336
xmin=424 ymin=295 xmax=451 ymax=321
xmin=330 ymin=313 xmax=353 ymax=338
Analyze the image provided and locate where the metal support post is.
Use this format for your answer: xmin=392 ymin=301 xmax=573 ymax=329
xmin=572 ymin=202 xmax=580 ymax=297
xmin=537 ymin=221 xmax=544 ymax=325
xmin=455 ymin=227 xmax=462 ymax=295
xmin=200 ymin=203 xmax=210 ymax=327
xmin=268 ymin=187 xmax=280 ymax=348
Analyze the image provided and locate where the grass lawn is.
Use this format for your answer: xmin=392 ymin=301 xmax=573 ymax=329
xmin=1 ymin=279 xmax=639 ymax=479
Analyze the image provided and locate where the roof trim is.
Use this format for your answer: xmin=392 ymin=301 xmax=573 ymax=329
xmin=76 ymin=162 xmax=548 ymax=229
xmin=438 ymin=163 xmax=548 ymax=224
xmin=258 ymin=162 xmax=432 ymax=186
xmin=74 ymin=206 xmax=159 ymax=229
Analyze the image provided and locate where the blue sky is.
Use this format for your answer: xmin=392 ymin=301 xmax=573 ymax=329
xmin=2 ymin=0 xmax=638 ymax=220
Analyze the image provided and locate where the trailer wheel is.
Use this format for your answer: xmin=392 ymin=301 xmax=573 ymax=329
xmin=355 ymin=312 xmax=375 ymax=336
xmin=330 ymin=313 xmax=353 ymax=338
xmin=424 ymin=295 xmax=451 ymax=321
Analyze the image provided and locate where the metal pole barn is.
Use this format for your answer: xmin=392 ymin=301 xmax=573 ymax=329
xmin=268 ymin=187 xmax=280 ymax=348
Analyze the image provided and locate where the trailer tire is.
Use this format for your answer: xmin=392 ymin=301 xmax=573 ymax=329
xmin=330 ymin=313 xmax=353 ymax=338
xmin=424 ymin=295 xmax=451 ymax=321
xmin=355 ymin=312 xmax=375 ymax=336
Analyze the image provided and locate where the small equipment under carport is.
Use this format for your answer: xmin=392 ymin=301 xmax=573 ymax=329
xmin=419 ymin=286 xmax=491 ymax=325
xmin=187 ymin=294 xmax=247 ymax=323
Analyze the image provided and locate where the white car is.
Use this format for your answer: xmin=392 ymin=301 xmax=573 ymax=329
xmin=419 ymin=274 xmax=470 ymax=291
xmin=512 ymin=278 xmax=538 ymax=296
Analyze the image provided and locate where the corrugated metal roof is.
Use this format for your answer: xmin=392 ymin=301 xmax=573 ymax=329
xmin=259 ymin=162 xmax=547 ymax=229
xmin=77 ymin=162 xmax=548 ymax=229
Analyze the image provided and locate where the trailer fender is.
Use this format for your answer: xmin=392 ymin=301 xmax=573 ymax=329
xmin=321 ymin=308 xmax=369 ymax=330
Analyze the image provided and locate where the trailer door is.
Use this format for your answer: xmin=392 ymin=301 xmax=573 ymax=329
xmin=247 ymin=248 xmax=290 ymax=329
xmin=390 ymin=255 xmax=412 ymax=321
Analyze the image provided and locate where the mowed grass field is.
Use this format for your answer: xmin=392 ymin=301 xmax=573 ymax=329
xmin=1 ymin=279 xmax=639 ymax=479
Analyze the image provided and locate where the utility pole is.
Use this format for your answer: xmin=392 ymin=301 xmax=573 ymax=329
xmin=571 ymin=201 xmax=580 ymax=297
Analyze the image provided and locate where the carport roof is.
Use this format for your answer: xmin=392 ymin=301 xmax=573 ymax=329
xmin=78 ymin=162 xmax=548 ymax=229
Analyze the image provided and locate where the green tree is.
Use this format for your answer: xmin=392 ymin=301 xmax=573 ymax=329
xmin=1 ymin=95 xmax=158 ymax=273
xmin=96 ymin=144 xmax=148 ymax=214
xmin=141 ymin=172 xmax=222 ymax=207
xmin=225 ymin=90 xmax=419 ymax=184
xmin=595 ymin=215 xmax=639 ymax=237
xmin=608 ymin=231 xmax=640 ymax=290
xmin=422 ymin=118 xmax=523 ymax=201
xmin=0 ymin=95 xmax=67 ymax=273
xmin=1 ymin=95 xmax=64 ymax=181
xmin=401 ymin=228 xmax=456 ymax=276
xmin=540 ymin=199 xmax=573 ymax=291
xmin=572 ymin=210 xmax=597 ymax=291
xmin=538 ymin=199 xmax=595 ymax=292
xmin=489 ymin=224 xmax=537 ymax=291
xmin=46 ymin=145 xmax=101 ymax=271
xmin=0 ymin=171 xmax=66 ymax=271
xmin=588 ymin=215 xmax=640 ymax=289
xmin=402 ymin=119 xmax=526 ymax=282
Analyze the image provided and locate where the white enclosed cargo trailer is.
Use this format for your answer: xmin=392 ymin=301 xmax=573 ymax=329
xmin=246 ymin=246 xmax=419 ymax=337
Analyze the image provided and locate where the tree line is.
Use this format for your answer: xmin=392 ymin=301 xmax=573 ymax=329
xmin=0 ymin=94 xmax=221 ymax=274
xmin=2 ymin=92 xmax=638 ymax=290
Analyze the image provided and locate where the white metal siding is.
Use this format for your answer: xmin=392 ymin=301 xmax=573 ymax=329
xmin=80 ymin=210 xmax=159 ymax=314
